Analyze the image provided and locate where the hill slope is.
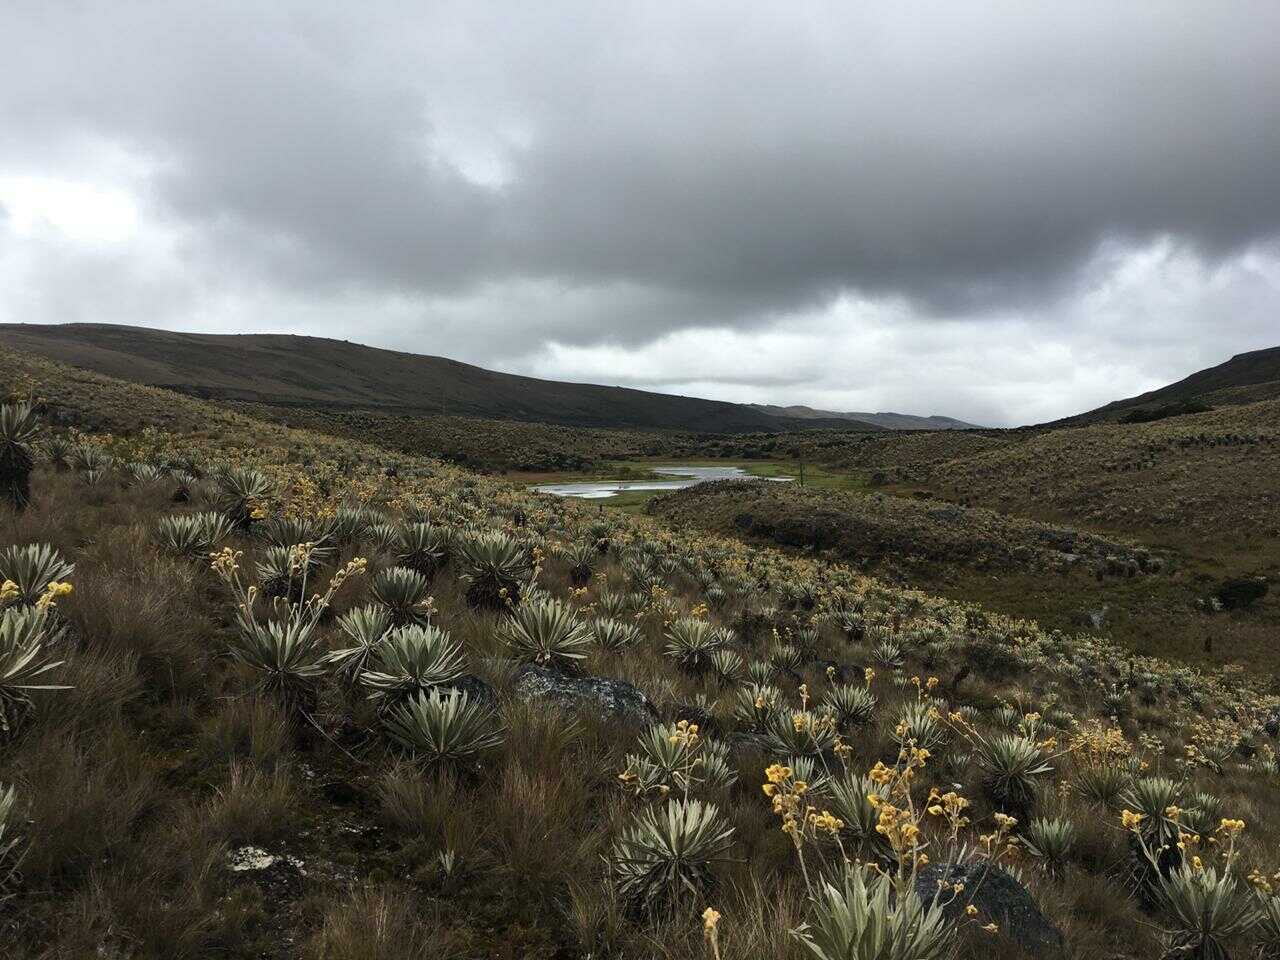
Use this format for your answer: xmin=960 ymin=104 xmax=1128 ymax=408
xmin=1065 ymin=345 xmax=1280 ymax=424
xmin=0 ymin=322 xmax=879 ymax=434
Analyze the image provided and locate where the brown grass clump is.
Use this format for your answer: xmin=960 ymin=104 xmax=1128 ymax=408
xmin=303 ymin=887 xmax=471 ymax=960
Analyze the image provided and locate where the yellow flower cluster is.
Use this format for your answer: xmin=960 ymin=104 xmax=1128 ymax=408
xmin=1248 ymin=869 xmax=1280 ymax=895
xmin=35 ymin=580 xmax=74 ymax=610
xmin=209 ymin=547 xmax=242 ymax=580
xmin=326 ymin=556 xmax=368 ymax=594
xmin=910 ymin=675 xmax=939 ymax=696
xmin=976 ymin=813 xmax=1020 ymax=862
xmin=808 ymin=809 xmax=844 ymax=835
xmin=872 ymin=802 xmax=922 ymax=858
xmin=763 ymin=762 xmax=793 ymax=792
xmin=926 ymin=789 xmax=971 ymax=832
xmin=763 ymin=763 xmax=844 ymax=852
xmin=1069 ymin=719 xmax=1132 ymax=767
xmin=287 ymin=541 xmax=314 ymax=575
xmin=1183 ymin=717 xmax=1245 ymax=772
xmin=669 ymin=719 xmax=701 ymax=748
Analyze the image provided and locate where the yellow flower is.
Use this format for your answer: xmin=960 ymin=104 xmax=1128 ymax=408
xmin=1121 ymin=809 xmax=1146 ymax=831
xmin=702 ymin=907 xmax=721 ymax=932
xmin=35 ymin=580 xmax=74 ymax=610
xmin=982 ymin=922 xmax=1000 ymax=934
xmin=966 ymin=904 xmax=978 ymax=917
xmin=209 ymin=547 xmax=242 ymax=579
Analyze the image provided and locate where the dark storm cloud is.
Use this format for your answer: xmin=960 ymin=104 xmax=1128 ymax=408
xmin=1 ymin=1 xmax=1279 ymax=421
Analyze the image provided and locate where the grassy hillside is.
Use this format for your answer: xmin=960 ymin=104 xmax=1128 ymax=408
xmin=647 ymin=476 xmax=1279 ymax=670
xmin=900 ymin=399 xmax=1280 ymax=550
xmin=0 ymin=323 xmax=870 ymax=434
xmin=4 ymin=345 xmax=1280 ymax=959
xmin=650 ymin=480 xmax=1155 ymax=578
xmin=233 ymin=402 xmax=687 ymax=474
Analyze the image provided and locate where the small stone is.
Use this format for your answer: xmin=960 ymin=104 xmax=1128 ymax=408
xmin=227 ymin=845 xmax=278 ymax=872
xmin=226 ymin=845 xmax=308 ymax=894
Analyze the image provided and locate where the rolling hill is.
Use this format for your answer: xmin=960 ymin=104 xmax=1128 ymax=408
xmin=0 ymin=322 xmax=881 ymax=434
xmin=748 ymin=403 xmax=978 ymax=430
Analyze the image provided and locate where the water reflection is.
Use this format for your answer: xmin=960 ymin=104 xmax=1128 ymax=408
xmin=533 ymin=465 xmax=792 ymax=499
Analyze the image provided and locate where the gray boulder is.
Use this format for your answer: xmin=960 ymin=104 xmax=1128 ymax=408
xmin=512 ymin=664 xmax=657 ymax=724
xmin=915 ymin=861 xmax=1063 ymax=956
xmin=1264 ymin=707 xmax=1280 ymax=737
xmin=443 ymin=673 xmax=496 ymax=705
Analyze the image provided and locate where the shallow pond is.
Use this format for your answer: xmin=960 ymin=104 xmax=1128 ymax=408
xmin=533 ymin=464 xmax=792 ymax=499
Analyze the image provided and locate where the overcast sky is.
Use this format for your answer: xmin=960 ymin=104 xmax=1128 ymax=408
xmin=2 ymin=2 xmax=1279 ymax=426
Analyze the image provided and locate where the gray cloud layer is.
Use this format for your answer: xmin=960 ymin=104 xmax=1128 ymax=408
xmin=2 ymin=1 xmax=1279 ymax=424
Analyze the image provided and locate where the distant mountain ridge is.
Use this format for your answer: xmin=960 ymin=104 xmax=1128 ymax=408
xmin=748 ymin=403 xmax=979 ymax=430
xmin=0 ymin=323 xmax=884 ymax=434
xmin=1062 ymin=345 xmax=1280 ymax=425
